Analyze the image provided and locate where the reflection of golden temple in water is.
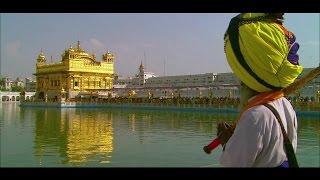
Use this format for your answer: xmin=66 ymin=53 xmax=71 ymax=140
xmin=65 ymin=109 xmax=113 ymax=163
xmin=32 ymin=108 xmax=113 ymax=165
xmin=15 ymin=107 xmax=320 ymax=167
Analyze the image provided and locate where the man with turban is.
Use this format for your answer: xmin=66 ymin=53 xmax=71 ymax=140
xmin=217 ymin=13 xmax=302 ymax=167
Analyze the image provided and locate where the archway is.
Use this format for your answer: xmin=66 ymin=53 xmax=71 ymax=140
xmin=12 ymin=96 xmax=15 ymax=101
xmin=2 ymin=96 xmax=8 ymax=101
xmin=38 ymin=92 xmax=44 ymax=100
xmin=16 ymin=96 xmax=20 ymax=101
xmin=310 ymin=96 xmax=315 ymax=102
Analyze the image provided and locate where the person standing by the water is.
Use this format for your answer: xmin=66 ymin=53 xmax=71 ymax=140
xmin=217 ymin=13 xmax=303 ymax=167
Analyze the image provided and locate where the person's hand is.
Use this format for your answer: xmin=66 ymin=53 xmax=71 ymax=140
xmin=203 ymin=145 xmax=211 ymax=154
xmin=217 ymin=122 xmax=234 ymax=147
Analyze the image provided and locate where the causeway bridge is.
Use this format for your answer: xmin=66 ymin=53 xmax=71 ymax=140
xmin=0 ymin=91 xmax=36 ymax=102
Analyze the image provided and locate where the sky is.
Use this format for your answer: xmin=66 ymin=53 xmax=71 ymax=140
xmin=0 ymin=13 xmax=319 ymax=80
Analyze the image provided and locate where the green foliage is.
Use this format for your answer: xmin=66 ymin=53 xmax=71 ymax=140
xmin=0 ymin=77 xmax=4 ymax=88
xmin=0 ymin=78 xmax=6 ymax=91
xmin=0 ymin=78 xmax=4 ymax=84
xmin=11 ymin=85 xmax=25 ymax=92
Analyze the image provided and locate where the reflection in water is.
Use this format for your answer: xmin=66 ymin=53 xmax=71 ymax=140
xmin=1 ymin=103 xmax=319 ymax=167
xmin=119 ymin=110 xmax=238 ymax=150
xmin=129 ymin=113 xmax=136 ymax=132
xmin=296 ymin=116 xmax=320 ymax=167
xmin=32 ymin=108 xmax=113 ymax=165
xmin=65 ymin=109 xmax=113 ymax=164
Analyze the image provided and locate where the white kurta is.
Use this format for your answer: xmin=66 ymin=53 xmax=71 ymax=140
xmin=219 ymin=97 xmax=298 ymax=167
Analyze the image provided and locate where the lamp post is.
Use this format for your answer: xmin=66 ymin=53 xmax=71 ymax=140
xmin=44 ymin=76 xmax=49 ymax=102
xmin=60 ymin=88 xmax=66 ymax=103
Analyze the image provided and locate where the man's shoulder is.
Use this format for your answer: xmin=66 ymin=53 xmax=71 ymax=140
xmin=245 ymin=97 xmax=291 ymax=115
xmin=242 ymin=97 xmax=294 ymax=122
xmin=245 ymin=104 xmax=271 ymax=116
xmin=242 ymin=104 xmax=275 ymax=124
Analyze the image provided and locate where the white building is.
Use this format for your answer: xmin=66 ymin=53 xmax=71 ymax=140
xmin=214 ymin=72 xmax=240 ymax=85
xmin=145 ymin=73 xmax=217 ymax=88
xmin=14 ymin=77 xmax=24 ymax=88
xmin=128 ymin=62 xmax=156 ymax=88
xmin=113 ymin=62 xmax=156 ymax=88
xmin=0 ymin=91 xmax=36 ymax=102
xmin=25 ymin=77 xmax=36 ymax=92
xmin=4 ymin=77 xmax=13 ymax=90
xmin=2 ymin=77 xmax=25 ymax=90
xmin=113 ymin=63 xmax=241 ymax=98
xmin=112 ymin=63 xmax=319 ymax=101
xmin=287 ymin=67 xmax=320 ymax=102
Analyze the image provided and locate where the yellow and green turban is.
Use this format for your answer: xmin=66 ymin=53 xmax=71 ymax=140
xmin=224 ymin=13 xmax=303 ymax=92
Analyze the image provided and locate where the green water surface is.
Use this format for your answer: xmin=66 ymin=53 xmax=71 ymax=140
xmin=0 ymin=103 xmax=319 ymax=167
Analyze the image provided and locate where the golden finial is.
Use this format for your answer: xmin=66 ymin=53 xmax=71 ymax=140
xmin=39 ymin=48 xmax=45 ymax=56
xmin=68 ymin=45 xmax=74 ymax=52
xmin=77 ymin=40 xmax=80 ymax=50
xmin=39 ymin=49 xmax=44 ymax=56
xmin=37 ymin=49 xmax=46 ymax=62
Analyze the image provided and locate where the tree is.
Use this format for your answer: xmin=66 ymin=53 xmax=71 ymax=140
xmin=0 ymin=77 xmax=5 ymax=90
xmin=0 ymin=77 xmax=4 ymax=84
xmin=11 ymin=85 xmax=24 ymax=92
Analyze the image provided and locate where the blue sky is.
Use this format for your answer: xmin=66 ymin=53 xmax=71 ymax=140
xmin=1 ymin=13 xmax=319 ymax=79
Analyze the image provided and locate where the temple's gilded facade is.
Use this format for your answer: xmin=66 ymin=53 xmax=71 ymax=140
xmin=34 ymin=41 xmax=114 ymax=100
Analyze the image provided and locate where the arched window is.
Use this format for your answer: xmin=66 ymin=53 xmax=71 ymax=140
xmin=310 ymin=96 xmax=315 ymax=102
xmin=2 ymin=96 xmax=8 ymax=101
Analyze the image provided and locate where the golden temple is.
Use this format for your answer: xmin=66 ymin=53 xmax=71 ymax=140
xmin=34 ymin=41 xmax=114 ymax=101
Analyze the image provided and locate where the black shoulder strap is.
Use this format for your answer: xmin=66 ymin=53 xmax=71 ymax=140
xmin=263 ymin=103 xmax=299 ymax=168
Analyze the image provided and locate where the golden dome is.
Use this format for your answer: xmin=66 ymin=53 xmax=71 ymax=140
xmin=79 ymin=52 xmax=89 ymax=56
xmin=68 ymin=46 xmax=75 ymax=52
xmin=38 ymin=52 xmax=45 ymax=58
xmin=37 ymin=50 xmax=46 ymax=62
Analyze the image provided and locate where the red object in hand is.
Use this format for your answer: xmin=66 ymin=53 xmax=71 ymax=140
xmin=207 ymin=138 xmax=221 ymax=150
xmin=203 ymin=138 xmax=221 ymax=154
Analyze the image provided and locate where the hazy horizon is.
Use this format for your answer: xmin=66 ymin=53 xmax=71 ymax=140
xmin=1 ymin=13 xmax=319 ymax=80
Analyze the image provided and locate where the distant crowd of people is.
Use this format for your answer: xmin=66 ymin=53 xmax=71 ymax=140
xmin=65 ymin=95 xmax=319 ymax=111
